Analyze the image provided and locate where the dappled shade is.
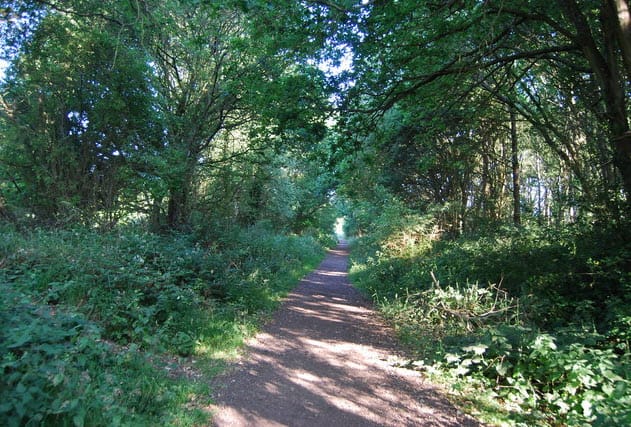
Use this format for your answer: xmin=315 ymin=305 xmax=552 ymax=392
xmin=211 ymin=244 xmax=480 ymax=426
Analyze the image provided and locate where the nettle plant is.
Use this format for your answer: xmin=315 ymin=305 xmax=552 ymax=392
xmin=0 ymin=293 xmax=163 ymax=426
xmin=442 ymin=328 xmax=631 ymax=426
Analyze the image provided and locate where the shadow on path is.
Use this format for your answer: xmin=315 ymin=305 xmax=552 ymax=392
xmin=210 ymin=242 xmax=482 ymax=426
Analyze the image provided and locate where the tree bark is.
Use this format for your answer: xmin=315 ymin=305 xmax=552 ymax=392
xmin=167 ymin=186 xmax=189 ymax=229
xmin=558 ymin=0 xmax=631 ymax=201
xmin=510 ymin=107 xmax=521 ymax=226
xmin=166 ymin=160 xmax=196 ymax=229
xmin=609 ymin=0 xmax=631 ymax=78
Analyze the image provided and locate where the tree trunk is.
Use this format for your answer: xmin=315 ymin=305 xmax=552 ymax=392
xmin=559 ymin=0 xmax=631 ymax=202
xmin=167 ymin=186 xmax=190 ymax=229
xmin=166 ymin=164 xmax=195 ymax=230
xmin=479 ymin=149 xmax=490 ymax=217
xmin=535 ymin=155 xmax=543 ymax=222
xmin=510 ymin=108 xmax=521 ymax=226
xmin=609 ymin=0 xmax=631 ymax=78
xmin=613 ymin=131 xmax=631 ymax=203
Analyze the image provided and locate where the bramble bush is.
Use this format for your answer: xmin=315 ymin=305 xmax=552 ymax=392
xmin=0 ymin=288 xmax=167 ymax=426
xmin=440 ymin=328 xmax=631 ymax=426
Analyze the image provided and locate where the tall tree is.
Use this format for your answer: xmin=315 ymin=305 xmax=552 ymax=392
xmin=510 ymin=106 xmax=521 ymax=226
xmin=134 ymin=0 xmax=330 ymax=228
xmin=556 ymin=0 xmax=631 ymax=199
xmin=1 ymin=0 xmax=332 ymax=228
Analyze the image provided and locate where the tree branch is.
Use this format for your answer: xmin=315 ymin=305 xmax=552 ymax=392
xmin=34 ymin=0 xmax=124 ymax=26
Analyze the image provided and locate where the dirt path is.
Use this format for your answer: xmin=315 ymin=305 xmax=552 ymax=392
xmin=210 ymin=242 xmax=481 ymax=426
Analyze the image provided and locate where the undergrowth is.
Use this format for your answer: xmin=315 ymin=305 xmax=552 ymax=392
xmin=349 ymin=210 xmax=631 ymax=426
xmin=0 ymin=223 xmax=323 ymax=426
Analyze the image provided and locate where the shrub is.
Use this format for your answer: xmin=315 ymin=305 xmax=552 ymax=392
xmin=0 ymin=289 xmax=167 ymax=426
xmin=350 ymin=217 xmax=631 ymax=426
xmin=442 ymin=329 xmax=631 ymax=426
xmin=1 ymin=222 xmax=324 ymax=425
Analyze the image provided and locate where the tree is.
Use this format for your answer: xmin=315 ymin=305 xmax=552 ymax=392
xmin=555 ymin=0 xmax=631 ymax=200
xmin=133 ymin=0 xmax=331 ymax=229
xmin=0 ymin=8 xmax=159 ymax=225
xmin=1 ymin=0 xmax=332 ymax=228
xmin=342 ymin=0 xmax=630 ymax=216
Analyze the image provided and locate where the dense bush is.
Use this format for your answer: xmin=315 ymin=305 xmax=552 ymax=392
xmin=0 ymin=289 xmax=169 ymax=426
xmin=350 ymin=217 xmax=631 ymax=426
xmin=0 ymin=223 xmax=323 ymax=425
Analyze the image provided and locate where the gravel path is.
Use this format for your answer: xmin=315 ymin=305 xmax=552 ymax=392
xmin=210 ymin=242 xmax=482 ymax=426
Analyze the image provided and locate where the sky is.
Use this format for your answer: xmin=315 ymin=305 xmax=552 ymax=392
xmin=318 ymin=46 xmax=354 ymax=77
xmin=0 ymin=59 xmax=7 ymax=82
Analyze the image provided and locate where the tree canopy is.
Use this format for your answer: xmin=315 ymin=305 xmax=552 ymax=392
xmin=1 ymin=0 xmax=333 ymax=229
xmin=335 ymin=0 xmax=630 ymax=228
xmin=1 ymin=0 xmax=629 ymax=228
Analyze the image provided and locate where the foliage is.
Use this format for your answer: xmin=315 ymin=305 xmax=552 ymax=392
xmin=350 ymin=214 xmax=631 ymax=426
xmin=341 ymin=0 xmax=631 ymax=211
xmin=0 ymin=9 xmax=159 ymax=225
xmin=440 ymin=327 xmax=631 ymax=426
xmin=0 ymin=288 xmax=178 ymax=426
xmin=0 ymin=224 xmax=324 ymax=425
xmin=3 ymin=0 xmax=631 ymax=425
xmin=0 ymin=0 xmax=333 ymax=230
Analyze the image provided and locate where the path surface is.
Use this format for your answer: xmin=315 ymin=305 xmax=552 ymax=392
xmin=210 ymin=242 xmax=481 ymax=426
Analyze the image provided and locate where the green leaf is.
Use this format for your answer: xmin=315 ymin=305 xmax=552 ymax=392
xmin=582 ymin=398 xmax=593 ymax=417
xmin=73 ymin=409 xmax=85 ymax=427
xmin=0 ymin=402 xmax=13 ymax=414
xmin=495 ymin=362 xmax=509 ymax=377
xmin=601 ymin=369 xmax=623 ymax=383
xmin=462 ymin=344 xmax=488 ymax=355
xmin=445 ymin=353 xmax=460 ymax=363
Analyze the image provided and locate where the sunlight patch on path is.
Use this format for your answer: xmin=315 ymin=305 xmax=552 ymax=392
xmin=210 ymin=245 xmax=482 ymax=427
